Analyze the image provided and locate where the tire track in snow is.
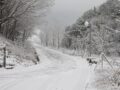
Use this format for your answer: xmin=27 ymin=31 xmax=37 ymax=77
xmin=0 ymin=47 xmax=94 ymax=90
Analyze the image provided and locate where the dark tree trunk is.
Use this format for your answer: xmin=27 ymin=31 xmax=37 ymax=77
xmin=3 ymin=47 xmax=6 ymax=68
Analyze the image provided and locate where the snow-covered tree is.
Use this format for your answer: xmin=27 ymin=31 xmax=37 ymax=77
xmin=0 ymin=0 xmax=53 ymax=42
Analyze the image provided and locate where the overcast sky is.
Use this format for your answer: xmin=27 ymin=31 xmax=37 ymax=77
xmin=46 ymin=0 xmax=107 ymax=26
xmin=41 ymin=0 xmax=107 ymax=33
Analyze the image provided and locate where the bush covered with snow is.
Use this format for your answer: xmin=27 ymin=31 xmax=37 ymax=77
xmin=94 ymin=57 xmax=120 ymax=90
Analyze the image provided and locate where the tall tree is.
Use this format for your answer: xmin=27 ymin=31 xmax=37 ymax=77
xmin=0 ymin=0 xmax=53 ymax=42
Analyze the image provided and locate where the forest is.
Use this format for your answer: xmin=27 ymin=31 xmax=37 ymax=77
xmin=0 ymin=0 xmax=120 ymax=90
xmin=0 ymin=0 xmax=52 ymax=43
xmin=0 ymin=0 xmax=53 ymax=65
xmin=62 ymin=0 xmax=120 ymax=57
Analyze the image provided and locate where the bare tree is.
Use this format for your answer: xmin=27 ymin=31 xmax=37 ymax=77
xmin=45 ymin=33 xmax=49 ymax=47
xmin=52 ymin=32 xmax=56 ymax=47
xmin=0 ymin=0 xmax=53 ymax=42
xmin=57 ymin=31 xmax=60 ymax=49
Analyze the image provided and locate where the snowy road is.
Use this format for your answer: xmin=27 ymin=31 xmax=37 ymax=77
xmin=0 ymin=46 xmax=94 ymax=90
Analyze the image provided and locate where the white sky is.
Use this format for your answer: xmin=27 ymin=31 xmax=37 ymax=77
xmin=47 ymin=0 xmax=107 ymax=26
xmin=40 ymin=0 xmax=107 ymax=34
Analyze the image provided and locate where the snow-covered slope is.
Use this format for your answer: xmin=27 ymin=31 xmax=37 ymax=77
xmin=0 ymin=46 xmax=95 ymax=90
xmin=0 ymin=35 xmax=38 ymax=68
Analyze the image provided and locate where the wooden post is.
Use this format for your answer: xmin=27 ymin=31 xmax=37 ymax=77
xmin=3 ymin=47 xmax=6 ymax=68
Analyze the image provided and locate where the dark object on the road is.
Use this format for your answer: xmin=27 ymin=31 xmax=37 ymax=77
xmin=118 ymin=82 xmax=120 ymax=86
xmin=86 ymin=58 xmax=97 ymax=65
xmin=0 ymin=64 xmax=2 ymax=68
xmin=34 ymin=51 xmax=40 ymax=63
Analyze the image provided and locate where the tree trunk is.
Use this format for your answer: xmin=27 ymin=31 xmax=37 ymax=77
xmin=22 ymin=29 xmax=26 ymax=46
xmin=3 ymin=47 xmax=6 ymax=68
xmin=57 ymin=32 xmax=60 ymax=48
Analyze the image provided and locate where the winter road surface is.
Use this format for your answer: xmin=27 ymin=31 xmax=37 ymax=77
xmin=0 ymin=46 xmax=94 ymax=90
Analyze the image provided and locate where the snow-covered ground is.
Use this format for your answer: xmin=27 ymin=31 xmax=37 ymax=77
xmin=0 ymin=45 xmax=96 ymax=90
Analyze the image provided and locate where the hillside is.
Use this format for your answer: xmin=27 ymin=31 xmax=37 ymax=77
xmin=0 ymin=35 xmax=38 ymax=69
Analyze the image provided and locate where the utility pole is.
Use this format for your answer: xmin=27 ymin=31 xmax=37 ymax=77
xmin=101 ymin=25 xmax=105 ymax=69
xmin=89 ymin=25 xmax=92 ymax=57
xmin=85 ymin=21 xmax=92 ymax=57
